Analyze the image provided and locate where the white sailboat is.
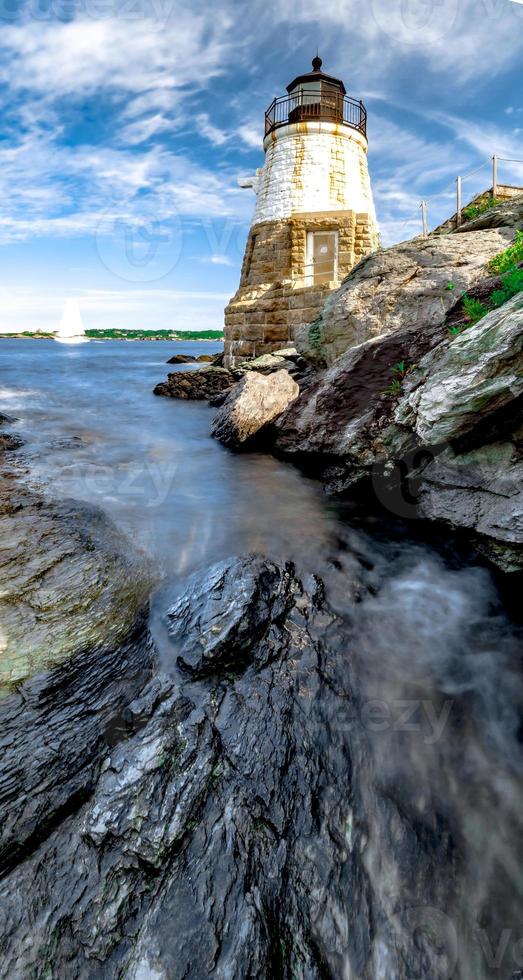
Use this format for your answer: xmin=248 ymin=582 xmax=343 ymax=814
xmin=55 ymin=299 xmax=89 ymax=345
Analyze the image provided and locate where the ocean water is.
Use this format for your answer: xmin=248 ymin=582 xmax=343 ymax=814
xmin=0 ymin=338 xmax=338 ymax=577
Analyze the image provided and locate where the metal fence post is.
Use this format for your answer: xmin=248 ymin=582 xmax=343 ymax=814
xmin=492 ymin=155 xmax=498 ymax=197
xmin=456 ymin=176 xmax=462 ymax=228
xmin=421 ymin=200 xmax=428 ymax=238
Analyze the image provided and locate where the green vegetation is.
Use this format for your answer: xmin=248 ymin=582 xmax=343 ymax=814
xmin=446 ymin=282 xmax=455 ymax=291
xmin=490 ymin=266 xmax=523 ymax=308
xmin=85 ymin=328 xmax=224 ymax=340
xmin=487 ymin=230 xmax=523 ymax=274
xmin=462 ymin=196 xmax=503 ymax=221
xmin=384 ymin=378 xmax=403 ymax=395
xmin=462 ymin=295 xmax=489 ymax=326
xmin=450 ymin=265 xmax=523 ymax=338
xmin=0 ymin=328 xmax=224 ymax=341
xmin=384 ymin=360 xmax=415 ymax=396
xmin=0 ymin=331 xmax=51 ymax=338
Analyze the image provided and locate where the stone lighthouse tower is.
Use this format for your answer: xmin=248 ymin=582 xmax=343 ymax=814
xmin=224 ymin=56 xmax=378 ymax=366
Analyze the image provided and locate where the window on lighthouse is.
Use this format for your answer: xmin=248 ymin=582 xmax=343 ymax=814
xmin=306 ymin=231 xmax=338 ymax=286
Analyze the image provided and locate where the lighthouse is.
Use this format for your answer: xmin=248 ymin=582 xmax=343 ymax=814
xmin=224 ymin=56 xmax=379 ymax=367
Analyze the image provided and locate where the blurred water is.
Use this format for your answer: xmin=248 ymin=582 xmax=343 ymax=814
xmin=0 ymin=338 xmax=338 ymax=577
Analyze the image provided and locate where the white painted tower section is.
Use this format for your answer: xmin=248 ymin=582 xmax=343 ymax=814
xmin=253 ymin=121 xmax=377 ymax=226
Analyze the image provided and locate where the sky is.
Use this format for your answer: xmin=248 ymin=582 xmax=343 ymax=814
xmin=0 ymin=0 xmax=522 ymax=333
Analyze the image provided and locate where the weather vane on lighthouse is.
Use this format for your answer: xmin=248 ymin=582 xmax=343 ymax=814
xmin=224 ymin=55 xmax=378 ymax=366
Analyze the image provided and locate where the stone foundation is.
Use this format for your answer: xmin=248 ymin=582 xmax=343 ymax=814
xmin=224 ymin=211 xmax=378 ymax=366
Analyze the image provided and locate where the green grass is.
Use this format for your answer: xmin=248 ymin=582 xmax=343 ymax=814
xmin=449 ymin=265 xmax=523 ymax=338
xmin=487 ymin=230 xmax=523 ymax=275
xmin=384 ymin=361 xmax=415 ymax=396
xmin=462 ymin=295 xmax=489 ymax=325
xmin=462 ymin=196 xmax=504 ymax=221
xmin=490 ymin=266 xmax=523 ymax=309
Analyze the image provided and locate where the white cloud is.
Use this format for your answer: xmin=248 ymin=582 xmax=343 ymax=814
xmin=195 ymin=113 xmax=229 ymax=147
xmin=236 ymin=121 xmax=264 ymax=150
xmin=201 ymin=255 xmax=234 ymax=266
xmin=0 ymin=14 xmax=229 ymax=99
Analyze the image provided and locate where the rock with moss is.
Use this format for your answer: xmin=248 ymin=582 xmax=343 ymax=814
xmin=0 ymin=480 xmax=153 ymax=694
xmin=396 ymin=293 xmax=523 ymax=444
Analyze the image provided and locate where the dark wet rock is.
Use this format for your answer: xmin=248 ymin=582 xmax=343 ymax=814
xmin=0 ymin=478 xmax=153 ymax=694
xmin=196 ymin=354 xmax=216 ymax=362
xmin=0 ymin=432 xmax=23 ymax=451
xmin=154 ymin=366 xmax=235 ymax=401
xmin=0 ymin=553 xmax=519 ymax=978
xmin=0 ymin=412 xmax=18 ymax=426
xmin=212 ymin=369 xmax=299 ymax=449
xmin=166 ymin=555 xmax=294 ymax=675
xmin=0 ymin=622 xmax=154 ymax=877
xmin=166 ymin=353 xmax=197 ymax=364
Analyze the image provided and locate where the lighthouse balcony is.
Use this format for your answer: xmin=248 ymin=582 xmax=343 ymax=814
xmin=264 ymin=90 xmax=367 ymax=138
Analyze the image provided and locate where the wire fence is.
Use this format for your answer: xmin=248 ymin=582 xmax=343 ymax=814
xmin=397 ymin=155 xmax=523 ymax=239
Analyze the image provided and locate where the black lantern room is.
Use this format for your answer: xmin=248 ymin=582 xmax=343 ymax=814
xmin=264 ymin=57 xmax=366 ymax=138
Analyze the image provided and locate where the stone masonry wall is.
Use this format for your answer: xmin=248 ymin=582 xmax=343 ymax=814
xmin=254 ymin=122 xmax=376 ymax=225
xmin=224 ymin=211 xmax=378 ymax=366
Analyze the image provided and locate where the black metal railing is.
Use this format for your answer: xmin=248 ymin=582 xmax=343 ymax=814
xmin=264 ymin=90 xmax=367 ymax=138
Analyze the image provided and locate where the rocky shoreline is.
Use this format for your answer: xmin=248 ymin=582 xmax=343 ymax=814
xmin=154 ymin=196 xmax=523 ymax=574
xmin=0 ymin=414 xmax=153 ymax=696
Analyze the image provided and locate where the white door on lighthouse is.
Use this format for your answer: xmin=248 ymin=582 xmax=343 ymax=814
xmin=306 ymin=231 xmax=338 ymax=285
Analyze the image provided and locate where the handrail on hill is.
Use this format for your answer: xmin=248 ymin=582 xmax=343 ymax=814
xmin=413 ymin=154 xmax=523 ymax=238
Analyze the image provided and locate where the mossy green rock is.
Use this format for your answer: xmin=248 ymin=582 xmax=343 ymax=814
xmin=0 ymin=482 xmax=153 ymax=694
xmin=397 ymin=293 xmax=523 ymax=444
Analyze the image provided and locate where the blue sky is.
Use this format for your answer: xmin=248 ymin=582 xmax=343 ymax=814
xmin=0 ymin=0 xmax=522 ymax=333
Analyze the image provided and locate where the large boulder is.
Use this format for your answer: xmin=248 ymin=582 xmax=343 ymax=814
xmin=296 ymin=228 xmax=512 ymax=367
xmin=396 ymin=293 xmax=523 ymax=444
xmin=0 ymin=479 xmax=153 ymax=694
xmin=273 ymin=313 xmax=449 ymax=477
xmin=166 ymin=353 xmax=196 ymax=364
xmin=212 ymin=369 xmax=299 ymax=449
xmin=154 ymin=365 xmax=235 ymax=400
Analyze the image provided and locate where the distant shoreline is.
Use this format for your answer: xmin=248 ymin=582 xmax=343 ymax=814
xmin=0 ymin=334 xmax=225 ymax=342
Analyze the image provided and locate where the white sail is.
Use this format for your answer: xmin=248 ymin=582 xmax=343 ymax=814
xmin=55 ymin=299 xmax=89 ymax=344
